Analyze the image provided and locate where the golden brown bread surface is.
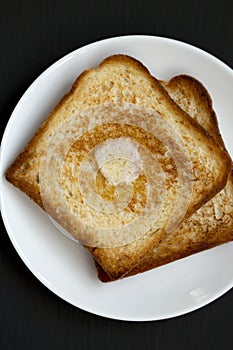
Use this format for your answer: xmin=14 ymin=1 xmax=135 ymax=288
xmin=97 ymin=75 xmax=233 ymax=281
xmin=5 ymin=55 xmax=231 ymax=280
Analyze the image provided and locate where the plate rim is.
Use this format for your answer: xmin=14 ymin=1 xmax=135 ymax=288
xmin=1 ymin=34 xmax=233 ymax=322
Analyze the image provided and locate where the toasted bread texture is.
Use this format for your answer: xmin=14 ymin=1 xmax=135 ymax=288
xmin=96 ymin=75 xmax=233 ymax=281
xmin=5 ymin=55 xmax=231 ymax=280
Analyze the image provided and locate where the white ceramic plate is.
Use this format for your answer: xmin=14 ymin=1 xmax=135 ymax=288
xmin=1 ymin=35 xmax=233 ymax=321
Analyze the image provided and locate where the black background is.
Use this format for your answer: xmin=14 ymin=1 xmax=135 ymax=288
xmin=0 ymin=0 xmax=233 ymax=349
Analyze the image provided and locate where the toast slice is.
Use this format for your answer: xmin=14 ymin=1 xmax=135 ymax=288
xmin=96 ymin=75 xmax=233 ymax=281
xmin=5 ymin=55 xmax=231 ymax=280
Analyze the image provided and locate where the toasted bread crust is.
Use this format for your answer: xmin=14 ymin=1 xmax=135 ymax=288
xmin=162 ymin=75 xmax=226 ymax=148
xmin=6 ymin=55 xmax=232 ymax=280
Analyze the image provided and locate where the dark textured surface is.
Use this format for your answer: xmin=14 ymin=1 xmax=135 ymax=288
xmin=0 ymin=0 xmax=233 ymax=349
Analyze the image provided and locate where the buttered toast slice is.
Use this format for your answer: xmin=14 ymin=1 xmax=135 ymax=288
xmin=6 ymin=55 xmax=231 ymax=280
xmin=96 ymin=75 xmax=233 ymax=281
